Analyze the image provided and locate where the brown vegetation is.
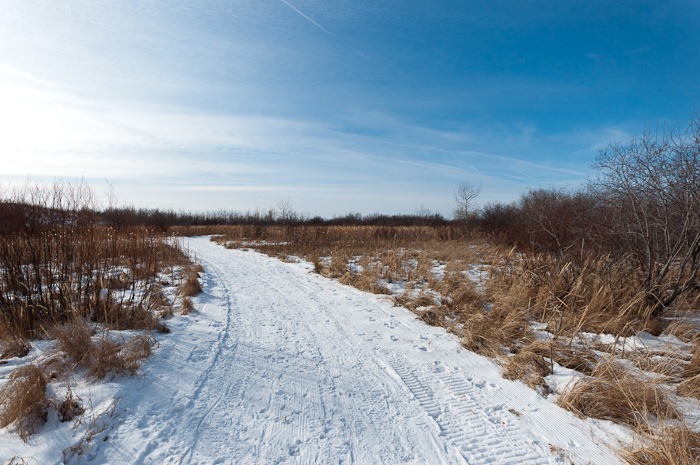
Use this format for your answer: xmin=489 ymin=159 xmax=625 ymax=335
xmin=51 ymin=319 xmax=153 ymax=380
xmin=558 ymin=360 xmax=679 ymax=429
xmin=0 ymin=182 xmax=200 ymax=441
xmin=623 ymin=426 xmax=700 ymax=465
xmin=0 ymin=365 xmax=48 ymax=441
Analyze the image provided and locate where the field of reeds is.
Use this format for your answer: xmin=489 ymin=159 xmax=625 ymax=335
xmin=0 ymin=183 xmax=202 ymax=441
xmin=207 ymin=222 xmax=700 ymax=464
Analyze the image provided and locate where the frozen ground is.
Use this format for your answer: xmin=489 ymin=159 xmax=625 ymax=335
xmin=2 ymin=236 xmax=625 ymax=464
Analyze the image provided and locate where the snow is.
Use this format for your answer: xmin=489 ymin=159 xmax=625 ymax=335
xmin=1 ymin=236 xmax=625 ymax=464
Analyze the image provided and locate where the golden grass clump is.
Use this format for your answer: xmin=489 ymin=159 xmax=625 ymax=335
xmin=52 ymin=319 xmax=153 ymax=379
xmin=486 ymin=254 xmax=656 ymax=338
xmin=635 ymin=351 xmax=686 ymax=379
xmin=180 ymin=265 xmax=203 ymax=297
xmin=623 ymin=425 xmax=700 ymax=465
xmin=502 ymin=343 xmax=553 ymax=392
xmin=419 ymin=305 xmax=449 ymax=327
xmin=0 ymin=337 xmax=31 ymax=360
xmin=118 ymin=334 xmax=154 ymax=376
xmin=461 ymin=306 xmax=533 ymax=357
xmin=181 ymin=296 xmax=195 ymax=315
xmin=557 ymin=359 xmax=679 ymax=429
xmin=0 ymin=364 xmax=48 ymax=441
xmin=51 ymin=319 xmax=95 ymax=368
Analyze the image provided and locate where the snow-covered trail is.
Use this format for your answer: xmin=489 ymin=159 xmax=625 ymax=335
xmin=94 ymin=237 xmax=622 ymax=464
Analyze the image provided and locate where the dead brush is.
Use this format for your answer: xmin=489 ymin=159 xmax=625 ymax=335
xmin=635 ymin=351 xmax=686 ymax=379
xmin=181 ymin=296 xmax=194 ymax=315
xmin=623 ymin=425 xmax=700 ymax=465
xmin=677 ymin=374 xmax=700 ymax=399
xmin=51 ymin=319 xmax=153 ymax=379
xmin=662 ymin=319 xmax=700 ymax=343
xmin=502 ymin=341 xmax=553 ymax=392
xmin=557 ymin=359 xmax=680 ymax=429
xmin=491 ymin=253 xmax=655 ymax=338
xmin=0 ymin=337 xmax=31 ymax=360
xmin=419 ymin=305 xmax=449 ymax=327
xmin=93 ymin=300 xmax=160 ymax=332
xmin=0 ymin=364 xmax=48 ymax=441
xmin=55 ymin=385 xmax=84 ymax=422
xmin=180 ymin=265 xmax=203 ymax=297
xmin=681 ymin=340 xmax=700 ymax=378
xmin=51 ymin=319 xmax=95 ymax=368
xmin=461 ymin=306 xmax=534 ymax=358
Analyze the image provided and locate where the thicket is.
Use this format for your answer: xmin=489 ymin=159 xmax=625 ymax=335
xmin=0 ymin=182 xmax=201 ymax=441
xmin=0 ymin=182 xmax=188 ymax=338
xmin=474 ymin=120 xmax=700 ymax=321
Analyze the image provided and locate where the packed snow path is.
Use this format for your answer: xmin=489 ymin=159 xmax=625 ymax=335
xmin=96 ymin=237 xmax=621 ymax=464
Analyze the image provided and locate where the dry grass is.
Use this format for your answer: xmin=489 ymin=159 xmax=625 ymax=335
xmin=635 ymin=351 xmax=686 ymax=379
xmin=55 ymin=386 xmax=84 ymax=422
xmin=502 ymin=339 xmax=599 ymax=392
xmin=0 ymin=183 xmax=191 ymax=337
xmin=677 ymin=374 xmax=700 ymax=399
xmin=623 ymin=425 xmax=700 ymax=465
xmin=558 ymin=359 xmax=679 ymax=429
xmin=0 ymin=337 xmax=31 ymax=360
xmin=0 ymin=364 xmax=48 ymax=441
xmin=461 ymin=306 xmax=533 ymax=357
xmin=502 ymin=345 xmax=553 ymax=392
xmin=662 ymin=319 xmax=700 ymax=343
xmin=181 ymin=296 xmax=195 ymax=315
xmin=180 ymin=265 xmax=203 ymax=297
xmin=493 ymin=254 xmax=656 ymax=338
xmin=209 ymin=223 xmax=700 ymax=460
xmin=51 ymin=319 xmax=153 ymax=380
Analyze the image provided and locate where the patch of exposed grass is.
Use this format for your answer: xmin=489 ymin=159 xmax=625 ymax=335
xmin=0 ymin=365 xmax=48 ymax=441
xmin=0 ymin=337 xmax=31 ymax=360
xmin=51 ymin=319 xmax=153 ymax=380
xmin=623 ymin=425 xmax=700 ymax=465
xmin=558 ymin=359 xmax=679 ymax=429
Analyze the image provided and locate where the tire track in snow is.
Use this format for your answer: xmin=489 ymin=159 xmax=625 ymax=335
xmin=95 ymin=238 xmax=623 ymax=465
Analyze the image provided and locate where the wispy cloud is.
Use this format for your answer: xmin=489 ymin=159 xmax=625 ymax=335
xmin=277 ymin=0 xmax=369 ymax=60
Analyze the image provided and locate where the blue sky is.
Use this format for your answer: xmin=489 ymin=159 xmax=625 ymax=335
xmin=0 ymin=0 xmax=698 ymax=217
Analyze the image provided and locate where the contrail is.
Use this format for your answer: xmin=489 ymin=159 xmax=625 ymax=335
xmin=278 ymin=0 xmax=369 ymax=60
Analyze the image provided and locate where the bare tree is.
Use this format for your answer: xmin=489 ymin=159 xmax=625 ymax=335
xmin=453 ymin=181 xmax=482 ymax=221
xmin=593 ymin=119 xmax=700 ymax=316
xmin=276 ymin=198 xmax=296 ymax=224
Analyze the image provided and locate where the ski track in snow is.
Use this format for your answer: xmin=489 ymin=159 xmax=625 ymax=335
xmin=85 ymin=237 xmax=622 ymax=464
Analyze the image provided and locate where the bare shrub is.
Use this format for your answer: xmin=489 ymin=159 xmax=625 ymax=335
xmin=593 ymin=121 xmax=700 ymax=317
xmin=0 ymin=365 xmax=48 ymax=441
xmin=0 ymin=181 xmax=190 ymax=338
xmin=558 ymin=360 xmax=679 ymax=429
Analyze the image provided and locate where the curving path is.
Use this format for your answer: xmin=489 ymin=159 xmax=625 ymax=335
xmin=91 ymin=237 xmax=622 ymax=465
